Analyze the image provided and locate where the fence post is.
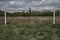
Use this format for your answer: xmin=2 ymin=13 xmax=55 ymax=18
xmin=5 ymin=11 xmax=7 ymax=26
xmin=53 ymin=11 xmax=55 ymax=24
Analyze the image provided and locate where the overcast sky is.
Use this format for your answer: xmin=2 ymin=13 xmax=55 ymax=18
xmin=0 ymin=0 xmax=60 ymax=11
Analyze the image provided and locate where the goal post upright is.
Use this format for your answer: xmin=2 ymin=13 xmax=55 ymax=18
xmin=53 ymin=11 xmax=56 ymax=24
xmin=5 ymin=11 xmax=7 ymax=26
xmin=51 ymin=10 xmax=56 ymax=24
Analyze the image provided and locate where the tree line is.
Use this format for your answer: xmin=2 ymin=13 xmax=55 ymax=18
xmin=0 ymin=10 xmax=60 ymax=17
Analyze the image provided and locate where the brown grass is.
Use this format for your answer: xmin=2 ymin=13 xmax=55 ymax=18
xmin=0 ymin=16 xmax=60 ymax=24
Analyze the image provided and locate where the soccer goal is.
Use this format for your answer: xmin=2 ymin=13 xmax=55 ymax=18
xmin=4 ymin=10 xmax=57 ymax=26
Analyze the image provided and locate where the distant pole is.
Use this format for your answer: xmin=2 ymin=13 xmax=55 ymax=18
xmin=5 ymin=11 xmax=7 ymax=26
xmin=23 ymin=10 xmax=25 ymax=13
xmin=29 ymin=8 xmax=31 ymax=13
xmin=53 ymin=11 xmax=55 ymax=24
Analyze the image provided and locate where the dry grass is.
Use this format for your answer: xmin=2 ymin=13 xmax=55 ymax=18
xmin=0 ymin=16 xmax=60 ymax=24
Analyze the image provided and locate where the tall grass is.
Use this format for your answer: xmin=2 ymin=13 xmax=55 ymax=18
xmin=0 ymin=23 xmax=60 ymax=40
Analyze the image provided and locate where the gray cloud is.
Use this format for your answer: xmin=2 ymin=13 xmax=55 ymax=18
xmin=0 ymin=0 xmax=60 ymax=11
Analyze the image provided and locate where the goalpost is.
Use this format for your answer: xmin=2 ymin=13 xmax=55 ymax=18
xmin=5 ymin=11 xmax=7 ymax=26
xmin=51 ymin=10 xmax=56 ymax=24
xmin=53 ymin=11 xmax=55 ymax=24
xmin=4 ymin=10 xmax=56 ymax=26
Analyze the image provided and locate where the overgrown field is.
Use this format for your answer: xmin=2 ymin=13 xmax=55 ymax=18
xmin=0 ymin=23 xmax=60 ymax=40
xmin=0 ymin=15 xmax=60 ymax=40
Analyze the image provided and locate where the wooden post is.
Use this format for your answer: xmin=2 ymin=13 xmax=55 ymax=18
xmin=53 ymin=11 xmax=55 ymax=24
xmin=5 ymin=11 xmax=6 ymax=26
